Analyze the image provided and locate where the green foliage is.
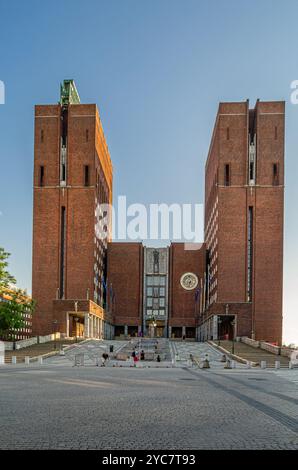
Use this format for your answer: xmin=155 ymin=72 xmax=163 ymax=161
xmin=0 ymin=247 xmax=16 ymax=292
xmin=0 ymin=247 xmax=35 ymax=339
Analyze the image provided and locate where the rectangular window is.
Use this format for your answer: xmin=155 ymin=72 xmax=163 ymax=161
xmin=247 ymin=206 xmax=253 ymax=302
xmin=159 ymin=298 xmax=165 ymax=307
xmin=273 ymin=163 xmax=279 ymax=186
xmin=159 ymin=287 xmax=165 ymax=296
xmin=224 ymin=164 xmax=230 ymax=186
xmin=147 ymin=309 xmax=152 ymax=317
xmin=60 ymin=206 xmax=66 ymax=299
xmin=84 ymin=165 xmax=89 ymax=186
xmin=147 ymin=298 xmax=153 ymax=307
xmin=147 ymin=276 xmax=153 ymax=285
xmin=160 ymin=276 xmax=166 ymax=286
xmin=153 ymin=276 xmax=159 ymax=286
xmin=39 ymin=166 xmax=44 ymax=187
xmin=147 ymin=287 xmax=152 ymax=296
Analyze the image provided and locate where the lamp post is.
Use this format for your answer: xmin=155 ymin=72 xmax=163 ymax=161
xmin=218 ymin=317 xmax=222 ymax=347
xmin=52 ymin=319 xmax=58 ymax=350
xmin=231 ymin=318 xmax=236 ymax=355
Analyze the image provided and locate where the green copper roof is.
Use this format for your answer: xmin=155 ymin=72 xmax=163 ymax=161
xmin=60 ymin=79 xmax=81 ymax=106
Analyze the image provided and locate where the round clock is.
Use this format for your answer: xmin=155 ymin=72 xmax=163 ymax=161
xmin=180 ymin=272 xmax=198 ymax=291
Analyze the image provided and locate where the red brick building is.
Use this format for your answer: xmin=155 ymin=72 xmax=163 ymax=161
xmin=198 ymin=100 xmax=284 ymax=345
xmin=32 ymin=89 xmax=284 ymax=344
xmin=107 ymin=243 xmax=206 ymax=339
xmin=32 ymin=80 xmax=113 ymax=338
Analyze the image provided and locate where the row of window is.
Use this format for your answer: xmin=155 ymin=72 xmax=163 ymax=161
xmin=146 ymin=309 xmax=165 ymax=317
xmin=147 ymin=297 xmax=165 ymax=308
xmin=147 ymin=287 xmax=165 ymax=297
xmin=223 ymin=163 xmax=280 ymax=186
xmin=146 ymin=275 xmax=166 ymax=286
xmin=38 ymin=165 xmax=91 ymax=187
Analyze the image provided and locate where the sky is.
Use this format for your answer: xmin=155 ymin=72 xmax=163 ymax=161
xmin=0 ymin=0 xmax=297 ymax=344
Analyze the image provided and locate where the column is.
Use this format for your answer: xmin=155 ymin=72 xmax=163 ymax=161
xmin=168 ymin=326 xmax=172 ymax=339
xmin=124 ymin=324 xmax=128 ymax=336
xmin=66 ymin=312 xmax=70 ymax=337
xmin=99 ymin=318 xmax=103 ymax=339
xmin=182 ymin=326 xmax=186 ymax=338
xmin=84 ymin=314 xmax=90 ymax=338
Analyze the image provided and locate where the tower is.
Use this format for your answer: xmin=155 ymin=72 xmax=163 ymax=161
xmin=32 ymin=80 xmax=113 ymax=338
xmin=200 ymin=100 xmax=284 ymax=344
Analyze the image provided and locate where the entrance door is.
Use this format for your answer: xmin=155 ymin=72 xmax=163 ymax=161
xmin=156 ymin=327 xmax=164 ymax=337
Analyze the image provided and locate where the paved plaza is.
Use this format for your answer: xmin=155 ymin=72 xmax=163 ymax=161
xmin=0 ymin=341 xmax=297 ymax=449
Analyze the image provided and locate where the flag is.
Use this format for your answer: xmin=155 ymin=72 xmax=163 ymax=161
xmin=101 ymin=277 xmax=107 ymax=291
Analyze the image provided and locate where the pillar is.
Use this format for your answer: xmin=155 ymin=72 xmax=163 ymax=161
xmin=168 ymin=326 xmax=172 ymax=339
xmin=84 ymin=314 xmax=90 ymax=338
xmin=124 ymin=324 xmax=128 ymax=336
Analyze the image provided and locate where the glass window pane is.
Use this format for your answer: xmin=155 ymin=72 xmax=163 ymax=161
xmin=153 ymin=287 xmax=159 ymax=296
xmin=147 ymin=287 xmax=152 ymax=296
xmin=153 ymin=277 xmax=159 ymax=286
xmin=160 ymin=287 xmax=165 ymax=296
xmin=147 ymin=298 xmax=153 ymax=307
xmin=159 ymin=310 xmax=165 ymax=316
xmin=147 ymin=309 xmax=152 ymax=316
xmin=147 ymin=276 xmax=153 ymax=286
xmin=160 ymin=277 xmax=166 ymax=286
xmin=153 ymin=310 xmax=159 ymax=316
xmin=159 ymin=298 xmax=165 ymax=307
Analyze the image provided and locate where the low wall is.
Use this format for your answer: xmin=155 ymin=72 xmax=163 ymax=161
xmin=241 ymin=336 xmax=295 ymax=358
xmin=4 ymin=332 xmax=62 ymax=350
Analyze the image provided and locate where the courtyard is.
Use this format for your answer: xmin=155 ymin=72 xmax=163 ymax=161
xmin=0 ymin=342 xmax=297 ymax=450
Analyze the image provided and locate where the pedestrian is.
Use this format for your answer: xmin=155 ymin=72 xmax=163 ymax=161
xmin=157 ymin=355 xmax=161 ymax=363
xmin=133 ymin=354 xmax=139 ymax=366
xmin=140 ymin=350 xmax=145 ymax=360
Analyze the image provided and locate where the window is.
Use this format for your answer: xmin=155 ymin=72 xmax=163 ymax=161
xmin=158 ymin=310 xmax=165 ymax=316
xmin=273 ymin=163 xmax=279 ymax=186
xmin=153 ymin=310 xmax=159 ymax=316
xmin=153 ymin=277 xmax=159 ymax=286
xmin=147 ymin=309 xmax=152 ymax=317
xmin=39 ymin=166 xmax=44 ymax=186
xmin=147 ymin=298 xmax=153 ymax=307
xmin=224 ymin=164 xmax=230 ymax=186
xmin=147 ymin=287 xmax=152 ymax=296
xmin=84 ymin=165 xmax=89 ymax=186
xmin=160 ymin=277 xmax=166 ymax=286
xmin=159 ymin=298 xmax=165 ymax=307
xmin=160 ymin=287 xmax=165 ymax=296
xmin=147 ymin=276 xmax=153 ymax=285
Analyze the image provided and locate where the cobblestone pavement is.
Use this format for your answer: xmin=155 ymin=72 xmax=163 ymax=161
xmin=0 ymin=359 xmax=297 ymax=449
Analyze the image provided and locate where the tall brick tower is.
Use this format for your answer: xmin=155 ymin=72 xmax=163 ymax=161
xmin=32 ymin=80 xmax=113 ymax=338
xmin=199 ymin=100 xmax=284 ymax=345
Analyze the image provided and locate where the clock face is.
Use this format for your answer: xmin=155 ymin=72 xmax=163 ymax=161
xmin=180 ymin=272 xmax=198 ymax=291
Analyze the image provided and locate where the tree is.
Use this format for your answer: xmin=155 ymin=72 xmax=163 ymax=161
xmin=0 ymin=248 xmax=35 ymax=339
xmin=0 ymin=247 xmax=16 ymax=291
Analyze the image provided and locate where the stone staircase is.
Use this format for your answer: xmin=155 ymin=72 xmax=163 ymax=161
xmin=116 ymin=338 xmax=172 ymax=362
xmin=214 ymin=340 xmax=290 ymax=367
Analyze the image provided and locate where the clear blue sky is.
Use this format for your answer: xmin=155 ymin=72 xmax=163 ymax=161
xmin=0 ymin=0 xmax=297 ymax=344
